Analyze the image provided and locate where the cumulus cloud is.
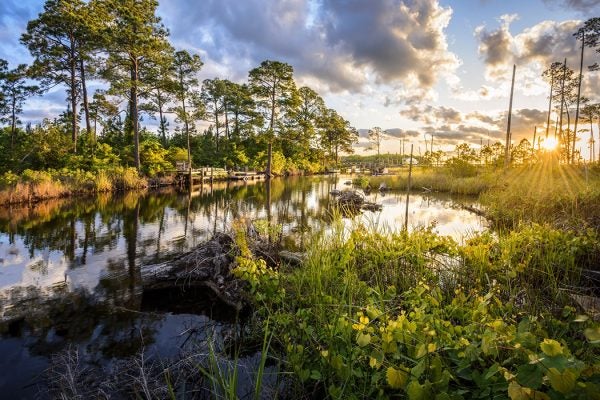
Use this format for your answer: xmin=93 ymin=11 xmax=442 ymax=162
xmin=384 ymin=128 xmax=422 ymax=139
xmin=159 ymin=0 xmax=460 ymax=99
xmin=474 ymin=16 xmax=593 ymax=85
xmin=400 ymin=105 xmax=462 ymax=124
xmin=398 ymin=107 xmax=547 ymax=147
xmin=464 ymin=15 xmax=600 ymax=102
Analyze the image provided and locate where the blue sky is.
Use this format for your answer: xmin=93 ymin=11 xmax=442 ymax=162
xmin=1 ymin=0 xmax=599 ymax=155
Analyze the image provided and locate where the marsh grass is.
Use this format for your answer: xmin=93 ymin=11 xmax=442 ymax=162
xmin=361 ymin=166 xmax=498 ymax=195
xmin=0 ymin=167 xmax=148 ymax=205
xmin=480 ymin=162 xmax=600 ymax=230
xmin=360 ymin=163 xmax=600 ymax=230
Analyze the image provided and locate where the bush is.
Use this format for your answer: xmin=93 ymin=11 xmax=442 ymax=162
xmin=112 ymin=167 xmax=147 ymax=190
xmin=445 ymin=157 xmax=478 ymax=177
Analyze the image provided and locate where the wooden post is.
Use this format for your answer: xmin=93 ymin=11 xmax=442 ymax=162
xmin=546 ymin=70 xmax=554 ymax=139
xmin=532 ymin=126 xmax=537 ymax=158
xmin=404 ymin=144 xmax=414 ymax=231
xmin=505 ymin=64 xmax=516 ymax=168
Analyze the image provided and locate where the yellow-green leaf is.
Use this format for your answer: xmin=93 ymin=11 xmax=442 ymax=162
xmin=415 ymin=343 xmax=427 ymax=358
xmin=584 ymin=327 xmax=600 ymax=344
xmin=508 ymin=381 xmax=550 ymax=400
xmin=386 ymin=366 xmax=408 ymax=389
xmin=427 ymin=343 xmax=437 ymax=353
xmin=369 ymin=357 xmax=378 ymax=368
xmin=546 ymin=368 xmax=576 ymax=394
xmin=540 ymin=339 xmax=563 ymax=357
xmin=357 ymin=332 xmax=371 ymax=347
xmin=407 ymin=380 xmax=425 ymax=400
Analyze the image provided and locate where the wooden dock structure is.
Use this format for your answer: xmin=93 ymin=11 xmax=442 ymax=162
xmin=175 ymin=162 xmax=265 ymax=186
xmin=229 ymin=171 xmax=265 ymax=181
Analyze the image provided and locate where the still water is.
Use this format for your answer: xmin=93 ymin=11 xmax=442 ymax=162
xmin=0 ymin=176 xmax=486 ymax=398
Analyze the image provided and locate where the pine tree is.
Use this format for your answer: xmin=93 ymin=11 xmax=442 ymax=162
xmin=99 ymin=0 xmax=171 ymax=171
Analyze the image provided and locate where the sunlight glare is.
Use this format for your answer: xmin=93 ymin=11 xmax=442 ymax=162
xmin=542 ymin=137 xmax=558 ymax=151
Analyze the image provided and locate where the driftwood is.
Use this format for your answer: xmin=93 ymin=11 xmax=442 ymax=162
xmin=336 ymin=191 xmax=382 ymax=213
xmin=142 ymin=233 xmax=249 ymax=312
xmin=279 ymin=250 xmax=306 ymax=266
xmin=460 ymin=204 xmax=488 ymax=218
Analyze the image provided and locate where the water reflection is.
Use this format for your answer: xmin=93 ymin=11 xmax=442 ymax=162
xmin=0 ymin=176 xmax=485 ymax=397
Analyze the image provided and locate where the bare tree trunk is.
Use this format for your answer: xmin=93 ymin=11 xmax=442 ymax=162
xmin=546 ymin=74 xmax=554 ymax=138
xmin=10 ymin=97 xmax=16 ymax=151
xmin=591 ymin=118 xmax=595 ymax=162
xmin=267 ymin=85 xmax=276 ymax=178
xmin=504 ymin=64 xmax=516 ymax=168
xmin=558 ymin=58 xmax=567 ymax=161
xmin=214 ymin=104 xmax=220 ymax=154
xmin=70 ymin=54 xmax=78 ymax=153
xmin=182 ymin=95 xmax=190 ymax=170
xmin=80 ymin=58 xmax=91 ymax=139
xmin=566 ymin=109 xmax=571 ymax=160
xmin=597 ymin=116 xmax=600 ymax=163
xmin=131 ymin=62 xmax=140 ymax=171
xmin=404 ymin=144 xmax=414 ymax=231
xmin=531 ymin=125 xmax=537 ymax=157
xmin=573 ymin=31 xmax=585 ymax=164
xmin=224 ymin=102 xmax=230 ymax=140
xmin=157 ymin=89 xmax=166 ymax=146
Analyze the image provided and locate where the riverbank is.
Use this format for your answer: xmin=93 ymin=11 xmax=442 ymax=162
xmin=0 ymin=167 xmax=147 ymax=205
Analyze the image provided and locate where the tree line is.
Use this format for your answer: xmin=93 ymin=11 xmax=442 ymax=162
xmin=0 ymin=0 xmax=358 ymax=176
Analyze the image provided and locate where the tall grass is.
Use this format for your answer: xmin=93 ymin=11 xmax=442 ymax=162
xmin=0 ymin=167 xmax=148 ymax=205
xmin=361 ymin=166 xmax=498 ymax=195
xmin=480 ymin=163 xmax=600 ymax=230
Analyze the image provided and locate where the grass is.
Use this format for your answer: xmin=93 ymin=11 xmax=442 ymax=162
xmin=0 ymin=167 xmax=148 ymax=205
xmin=358 ymin=166 xmax=498 ymax=196
xmin=233 ymin=215 xmax=600 ymax=399
xmin=480 ymin=162 xmax=600 ymax=230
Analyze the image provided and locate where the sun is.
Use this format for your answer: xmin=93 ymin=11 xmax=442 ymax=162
xmin=542 ymin=137 xmax=559 ymax=151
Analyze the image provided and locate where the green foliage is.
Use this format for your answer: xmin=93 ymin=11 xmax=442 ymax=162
xmin=140 ymin=138 xmax=171 ymax=176
xmin=445 ymin=157 xmax=478 ymax=178
xmin=231 ymin=223 xmax=284 ymax=305
xmin=233 ymin=222 xmax=600 ymax=399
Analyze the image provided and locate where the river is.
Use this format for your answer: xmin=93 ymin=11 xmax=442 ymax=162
xmin=0 ymin=176 xmax=486 ymax=398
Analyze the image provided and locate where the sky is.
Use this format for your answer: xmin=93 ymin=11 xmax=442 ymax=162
xmin=1 ymin=0 xmax=600 ymax=157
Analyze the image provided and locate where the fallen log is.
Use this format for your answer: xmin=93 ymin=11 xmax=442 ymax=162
xmin=142 ymin=232 xmax=250 ymax=313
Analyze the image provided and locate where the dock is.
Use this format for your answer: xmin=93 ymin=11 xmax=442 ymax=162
xmin=174 ymin=162 xmax=265 ymax=186
xmin=229 ymin=171 xmax=265 ymax=181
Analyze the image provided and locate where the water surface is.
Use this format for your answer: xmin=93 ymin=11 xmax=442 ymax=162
xmin=0 ymin=176 xmax=486 ymax=397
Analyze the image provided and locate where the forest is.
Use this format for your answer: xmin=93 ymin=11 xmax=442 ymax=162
xmin=0 ymin=0 xmax=358 ymax=186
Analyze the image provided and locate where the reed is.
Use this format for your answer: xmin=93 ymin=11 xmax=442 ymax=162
xmin=0 ymin=167 xmax=149 ymax=205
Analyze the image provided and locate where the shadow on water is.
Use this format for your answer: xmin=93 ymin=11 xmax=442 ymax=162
xmin=0 ymin=176 xmax=486 ymax=397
